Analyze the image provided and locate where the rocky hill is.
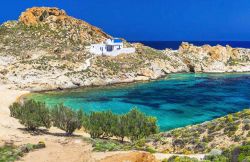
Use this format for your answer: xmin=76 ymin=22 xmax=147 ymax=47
xmin=0 ymin=7 xmax=250 ymax=91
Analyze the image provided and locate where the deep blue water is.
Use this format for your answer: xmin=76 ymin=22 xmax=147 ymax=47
xmin=28 ymin=73 xmax=250 ymax=131
xmin=130 ymin=41 xmax=250 ymax=50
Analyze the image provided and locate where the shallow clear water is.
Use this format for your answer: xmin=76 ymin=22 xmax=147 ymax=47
xmin=27 ymin=73 xmax=250 ymax=131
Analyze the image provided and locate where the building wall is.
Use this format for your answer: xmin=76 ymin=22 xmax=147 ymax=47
xmin=87 ymin=41 xmax=135 ymax=56
xmin=89 ymin=44 xmax=107 ymax=55
xmin=103 ymin=47 xmax=136 ymax=56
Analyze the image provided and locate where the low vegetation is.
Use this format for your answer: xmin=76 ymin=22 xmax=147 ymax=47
xmin=0 ymin=142 xmax=45 ymax=162
xmin=0 ymin=145 xmax=23 ymax=162
xmin=163 ymin=141 xmax=250 ymax=162
xmin=164 ymin=156 xmax=200 ymax=162
xmin=91 ymin=138 xmax=157 ymax=153
xmin=145 ymin=109 xmax=250 ymax=154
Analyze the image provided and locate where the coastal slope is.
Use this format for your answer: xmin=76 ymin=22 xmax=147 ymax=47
xmin=146 ymin=109 xmax=250 ymax=154
xmin=0 ymin=7 xmax=250 ymax=91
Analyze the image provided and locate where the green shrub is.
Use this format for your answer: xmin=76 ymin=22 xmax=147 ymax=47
xmin=233 ymin=136 xmax=242 ymax=142
xmin=202 ymin=135 xmax=214 ymax=143
xmin=162 ymin=159 xmax=168 ymax=162
xmin=218 ymin=143 xmax=250 ymax=162
xmin=167 ymin=156 xmax=199 ymax=162
xmin=92 ymin=139 xmax=131 ymax=152
xmin=83 ymin=111 xmax=113 ymax=138
xmin=9 ymin=102 xmax=21 ymax=118
xmin=9 ymin=100 xmax=51 ymax=130
xmin=243 ymin=124 xmax=250 ymax=130
xmin=247 ymin=131 xmax=250 ymax=137
xmin=238 ymin=145 xmax=250 ymax=162
xmin=98 ymin=111 xmax=118 ymax=138
xmin=133 ymin=138 xmax=146 ymax=148
xmin=114 ymin=114 xmax=129 ymax=142
xmin=226 ymin=114 xmax=234 ymax=123
xmin=224 ymin=123 xmax=239 ymax=137
xmin=84 ymin=108 xmax=159 ymax=141
xmin=204 ymin=155 xmax=228 ymax=162
xmin=51 ymin=104 xmax=82 ymax=135
xmin=0 ymin=145 xmax=22 ymax=162
xmin=242 ymin=156 xmax=250 ymax=162
xmin=126 ymin=108 xmax=159 ymax=141
xmin=145 ymin=146 xmax=157 ymax=153
xmin=171 ymin=129 xmax=182 ymax=138
xmin=0 ymin=142 xmax=46 ymax=162
xmin=33 ymin=141 xmax=46 ymax=149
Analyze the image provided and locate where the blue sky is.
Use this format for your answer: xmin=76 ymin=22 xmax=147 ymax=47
xmin=0 ymin=0 xmax=250 ymax=41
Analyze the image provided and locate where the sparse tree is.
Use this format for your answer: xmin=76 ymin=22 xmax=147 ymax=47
xmin=51 ymin=104 xmax=82 ymax=135
xmin=126 ymin=108 xmax=159 ymax=141
xmin=115 ymin=114 xmax=129 ymax=142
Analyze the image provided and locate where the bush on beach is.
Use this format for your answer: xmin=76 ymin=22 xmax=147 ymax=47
xmin=84 ymin=108 xmax=159 ymax=142
xmin=83 ymin=110 xmax=118 ymax=138
xmin=51 ymin=104 xmax=83 ymax=135
xmin=10 ymin=100 xmax=158 ymax=141
xmin=126 ymin=108 xmax=158 ymax=141
xmin=9 ymin=100 xmax=51 ymax=130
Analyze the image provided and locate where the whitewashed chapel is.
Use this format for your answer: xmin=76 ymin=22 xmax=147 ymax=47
xmin=87 ymin=38 xmax=135 ymax=56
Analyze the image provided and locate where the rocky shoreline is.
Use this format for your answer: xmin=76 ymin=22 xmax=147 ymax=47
xmin=2 ymin=44 xmax=250 ymax=92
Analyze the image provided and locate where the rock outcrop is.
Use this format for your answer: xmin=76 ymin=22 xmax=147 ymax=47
xmin=179 ymin=42 xmax=250 ymax=73
xmin=19 ymin=7 xmax=110 ymax=43
xmin=0 ymin=7 xmax=250 ymax=91
xmin=100 ymin=152 xmax=158 ymax=162
xmin=19 ymin=7 xmax=67 ymax=26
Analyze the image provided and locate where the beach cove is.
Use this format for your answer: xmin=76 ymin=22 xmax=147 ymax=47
xmin=27 ymin=73 xmax=250 ymax=131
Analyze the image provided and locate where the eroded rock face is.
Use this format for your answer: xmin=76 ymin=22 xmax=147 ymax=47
xmin=19 ymin=7 xmax=67 ymax=26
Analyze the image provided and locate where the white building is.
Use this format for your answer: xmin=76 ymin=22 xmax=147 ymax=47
xmin=87 ymin=38 xmax=135 ymax=56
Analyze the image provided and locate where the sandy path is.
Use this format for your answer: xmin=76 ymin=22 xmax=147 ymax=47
xmin=17 ymin=139 xmax=94 ymax=162
xmin=0 ymin=84 xmax=29 ymax=141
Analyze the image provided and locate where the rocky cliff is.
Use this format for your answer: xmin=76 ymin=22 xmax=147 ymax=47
xmin=0 ymin=7 xmax=250 ymax=91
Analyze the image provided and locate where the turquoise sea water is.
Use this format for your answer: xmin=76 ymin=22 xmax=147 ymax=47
xmin=27 ymin=73 xmax=250 ymax=131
